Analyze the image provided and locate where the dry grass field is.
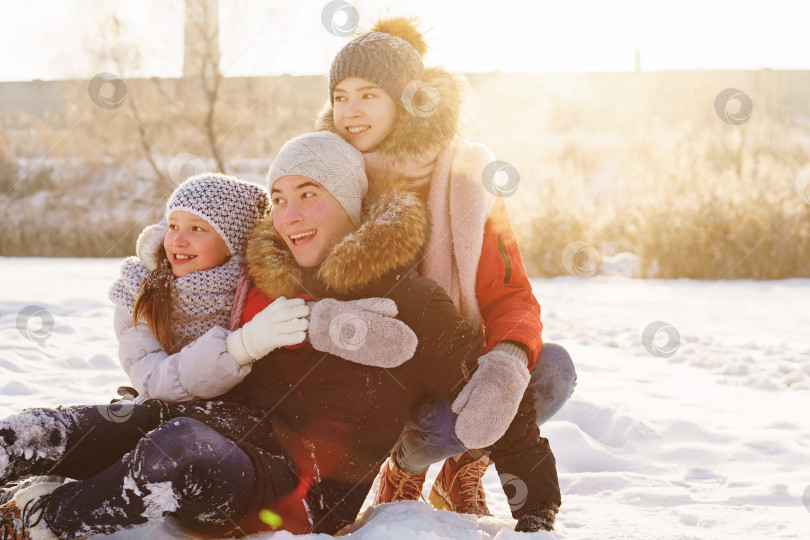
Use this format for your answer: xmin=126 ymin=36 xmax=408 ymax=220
xmin=1 ymin=70 xmax=809 ymax=278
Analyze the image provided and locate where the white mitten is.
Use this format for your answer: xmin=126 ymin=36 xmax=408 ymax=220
xmin=308 ymin=298 xmax=417 ymax=368
xmin=452 ymin=349 xmax=530 ymax=449
xmin=226 ymin=296 xmax=309 ymax=365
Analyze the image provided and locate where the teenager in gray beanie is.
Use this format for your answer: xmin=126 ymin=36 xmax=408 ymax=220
xmin=213 ymin=127 xmax=558 ymax=535
xmin=266 ymin=131 xmax=367 ymax=226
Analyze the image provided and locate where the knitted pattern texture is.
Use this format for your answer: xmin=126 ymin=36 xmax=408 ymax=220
xmin=266 ymin=132 xmax=367 ymax=226
xmin=109 ymin=256 xmax=243 ymax=347
xmin=329 ymin=29 xmax=424 ymax=106
xmin=167 ymin=174 xmax=270 ymax=257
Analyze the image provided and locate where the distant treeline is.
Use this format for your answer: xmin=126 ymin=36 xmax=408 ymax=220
xmin=1 ymin=71 xmax=809 ymax=278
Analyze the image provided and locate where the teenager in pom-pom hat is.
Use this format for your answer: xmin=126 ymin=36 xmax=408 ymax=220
xmin=312 ymin=15 xmax=577 ymax=531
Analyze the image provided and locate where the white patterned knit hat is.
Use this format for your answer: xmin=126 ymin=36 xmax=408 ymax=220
xmin=266 ymin=132 xmax=367 ymax=226
xmin=167 ymin=173 xmax=270 ymax=256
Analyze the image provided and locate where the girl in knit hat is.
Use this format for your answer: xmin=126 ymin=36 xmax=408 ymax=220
xmin=314 ymin=16 xmax=577 ymax=531
xmin=0 ymin=174 xmax=293 ymax=538
xmin=109 ymin=172 xmax=311 ymax=402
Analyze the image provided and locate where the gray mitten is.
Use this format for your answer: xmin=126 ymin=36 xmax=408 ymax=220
xmin=136 ymin=220 xmax=169 ymax=271
xmin=452 ymin=349 xmax=530 ymax=449
xmin=308 ymin=297 xmax=418 ymax=368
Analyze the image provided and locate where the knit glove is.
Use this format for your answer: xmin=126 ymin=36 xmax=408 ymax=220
xmin=452 ymin=348 xmax=531 ymax=449
xmin=308 ymin=298 xmax=418 ymax=368
xmin=226 ymin=297 xmax=309 ymax=365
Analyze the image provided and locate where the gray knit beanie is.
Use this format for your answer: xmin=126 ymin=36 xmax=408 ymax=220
xmin=266 ymin=132 xmax=367 ymax=226
xmin=328 ymin=16 xmax=426 ymax=107
xmin=167 ymin=173 xmax=270 ymax=256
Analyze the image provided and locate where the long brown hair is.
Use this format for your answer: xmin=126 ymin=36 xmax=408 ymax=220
xmin=132 ymin=247 xmax=176 ymax=353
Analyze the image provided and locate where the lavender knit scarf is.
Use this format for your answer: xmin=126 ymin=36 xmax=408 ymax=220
xmin=109 ymin=255 xmax=243 ymax=347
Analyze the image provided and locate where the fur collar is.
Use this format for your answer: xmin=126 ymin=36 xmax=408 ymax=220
xmin=314 ymin=66 xmax=468 ymax=164
xmin=246 ymin=178 xmax=428 ymax=299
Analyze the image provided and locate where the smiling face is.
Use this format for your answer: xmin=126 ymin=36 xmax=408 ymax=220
xmin=163 ymin=211 xmax=230 ymax=278
xmin=271 ymin=175 xmax=357 ymax=268
xmin=333 ymin=77 xmax=400 ymax=153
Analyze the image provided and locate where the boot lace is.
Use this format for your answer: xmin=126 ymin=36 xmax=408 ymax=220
xmin=391 ymin=467 xmax=426 ymax=502
xmin=452 ymin=459 xmax=488 ymax=511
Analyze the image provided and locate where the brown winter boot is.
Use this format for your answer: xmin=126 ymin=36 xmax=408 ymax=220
xmin=372 ymin=458 xmax=427 ymax=505
xmin=428 ymin=451 xmax=492 ymax=516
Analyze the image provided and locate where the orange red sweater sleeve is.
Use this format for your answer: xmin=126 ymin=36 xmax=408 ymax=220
xmin=241 ymin=287 xmax=272 ymax=325
xmin=475 ymin=197 xmax=543 ymax=368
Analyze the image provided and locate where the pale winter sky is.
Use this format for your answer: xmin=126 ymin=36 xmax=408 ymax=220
xmin=1 ymin=0 xmax=809 ymax=82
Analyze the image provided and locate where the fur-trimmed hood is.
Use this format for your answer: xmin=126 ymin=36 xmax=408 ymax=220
xmin=314 ymin=65 xmax=468 ymax=165
xmin=246 ymin=178 xmax=428 ymax=299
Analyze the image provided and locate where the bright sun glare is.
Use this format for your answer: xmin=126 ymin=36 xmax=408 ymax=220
xmin=1 ymin=0 xmax=809 ymax=82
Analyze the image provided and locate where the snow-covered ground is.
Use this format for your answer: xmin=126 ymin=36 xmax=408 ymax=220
xmin=1 ymin=257 xmax=808 ymax=539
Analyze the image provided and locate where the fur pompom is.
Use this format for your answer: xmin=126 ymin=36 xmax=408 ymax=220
xmin=371 ymin=16 xmax=427 ymax=57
